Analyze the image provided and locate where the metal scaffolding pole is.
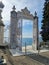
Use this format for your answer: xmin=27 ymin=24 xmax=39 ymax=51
xmin=20 ymin=18 xmax=22 ymax=50
xmin=17 ymin=19 xmax=22 ymax=50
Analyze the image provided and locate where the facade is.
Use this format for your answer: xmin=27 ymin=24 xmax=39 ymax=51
xmin=33 ymin=13 xmax=39 ymax=50
xmin=10 ymin=6 xmax=22 ymax=50
xmin=10 ymin=6 xmax=18 ymax=48
xmin=0 ymin=1 xmax=4 ymax=44
xmin=0 ymin=26 xmax=4 ymax=44
xmin=0 ymin=1 xmax=39 ymax=51
xmin=10 ymin=6 xmax=39 ymax=51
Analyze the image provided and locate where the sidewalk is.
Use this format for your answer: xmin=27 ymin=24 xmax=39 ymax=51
xmin=9 ymin=45 xmax=49 ymax=56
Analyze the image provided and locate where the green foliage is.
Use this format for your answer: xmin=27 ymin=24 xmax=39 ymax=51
xmin=40 ymin=42 xmax=49 ymax=47
xmin=41 ymin=0 xmax=49 ymax=42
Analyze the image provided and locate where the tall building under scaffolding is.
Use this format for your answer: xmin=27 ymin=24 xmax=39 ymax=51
xmin=10 ymin=6 xmax=22 ymax=50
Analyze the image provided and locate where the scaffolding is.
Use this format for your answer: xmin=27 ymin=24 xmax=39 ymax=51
xmin=9 ymin=6 xmax=22 ymax=50
xmin=17 ymin=19 xmax=22 ymax=50
xmin=9 ymin=6 xmax=39 ymax=51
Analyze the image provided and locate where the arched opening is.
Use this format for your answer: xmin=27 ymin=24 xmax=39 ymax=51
xmin=10 ymin=6 xmax=39 ymax=51
xmin=22 ymin=19 xmax=33 ymax=47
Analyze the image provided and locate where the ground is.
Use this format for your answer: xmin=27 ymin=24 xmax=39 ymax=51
xmin=0 ymin=49 xmax=49 ymax=65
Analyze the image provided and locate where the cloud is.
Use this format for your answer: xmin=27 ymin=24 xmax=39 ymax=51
xmin=22 ymin=20 xmax=33 ymax=27
xmin=1 ymin=0 xmax=45 ymax=38
xmin=2 ymin=0 xmax=45 ymax=21
xmin=2 ymin=0 xmax=12 ymax=21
